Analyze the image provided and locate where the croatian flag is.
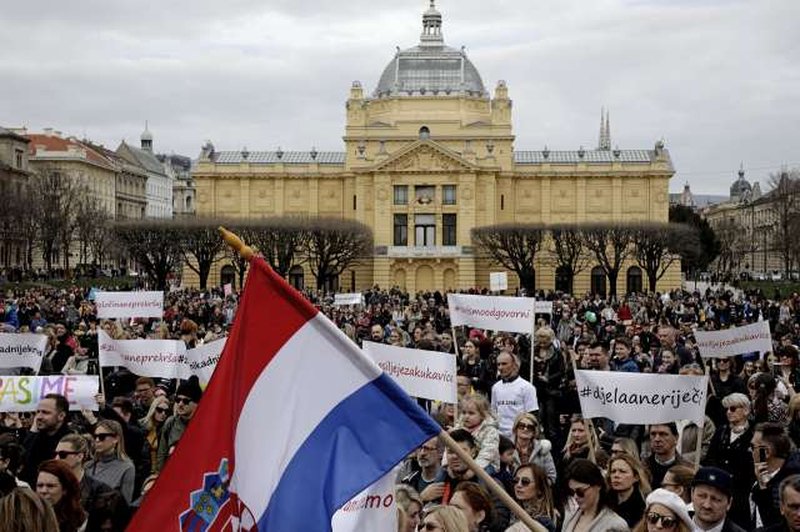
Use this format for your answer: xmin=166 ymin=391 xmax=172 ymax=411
xmin=129 ymin=257 xmax=441 ymax=531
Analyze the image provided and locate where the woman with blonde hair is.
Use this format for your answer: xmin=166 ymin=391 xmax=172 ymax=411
xmin=0 ymin=487 xmax=59 ymax=532
xmin=421 ymin=505 xmax=470 ymax=532
xmin=456 ymin=394 xmax=500 ymax=471
xmin=510 ymin=413 xmax=556 ymax=485
xmin=139 ymin=395 xmax=171 ymax=474
xmin=607 ymin=453 xmax=652 ymax=528
xmin=395 ymin=485 xmax=422 ymax=532
xmin=561 ymin=415 xmax=599 ymax=466
xmin=787 ymin=393 xmax=800 ymax=447
xmin=85 ymin=419 xmax=135 ymax=503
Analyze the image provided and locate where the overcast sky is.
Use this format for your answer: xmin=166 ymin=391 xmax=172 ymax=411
xmin=2 ymin=0 xmax=797 ymax=194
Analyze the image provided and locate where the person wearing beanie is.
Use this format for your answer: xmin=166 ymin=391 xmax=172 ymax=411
xmin=155 ymin=376 xmax=202 ymax=472
xmin=633 ymin=488 xmax=693 ymax=532
xmin=691 ymin=466 xmax=747 ymax=532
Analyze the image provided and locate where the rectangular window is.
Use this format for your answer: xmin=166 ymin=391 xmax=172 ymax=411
xmin=415 ymin=214 xmax=436 ymax=246
xmin=443 ymin=214 xmax=457 ymax=246
xmin=442 ymin=185 xmax=457 ymax=205
xmin=393 ymin=214 xmax=408 ymax=246
xmin=415 ymin=185 xmax=435 ymax=205
xmin=14 ymin=149 xmax=23 ymax=169
xmin=393 ymin=185 xmax=408 ymax=205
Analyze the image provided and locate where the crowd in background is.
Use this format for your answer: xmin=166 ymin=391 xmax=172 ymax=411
xmin=1 ymin=281 xmax=800 ymax=531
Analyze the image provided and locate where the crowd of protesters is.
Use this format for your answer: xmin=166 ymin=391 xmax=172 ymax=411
xmin=2 ymin=281 xmax=800 ymax=531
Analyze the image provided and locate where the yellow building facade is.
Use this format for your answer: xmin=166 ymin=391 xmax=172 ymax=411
xmin=193 ymin=2 xmax=678 ymax=294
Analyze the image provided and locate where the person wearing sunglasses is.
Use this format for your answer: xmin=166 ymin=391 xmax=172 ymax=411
xmin=632 ymin=488 xmax=692 ymax=532
xmin=139 ymin=396 xmax=172 ymax=476
xmin=55 ymin=433 xmax=115 ymax=513
xmin=419 ymin=505 xmax=469 ymax=532
xmin=510 ymin=413 xmax=556 ymax=485
xmin=561 ymin=459 xmax=628 ymax=532
xmin=704 ymin=392 xmax=755 ymax=528
xmin=85 ymin=419 xmax=135 ymax=504
xmin=155 ymin=376 xmax=202 ymax=473
xmin=505 ymin=464 xmax=556 ymax=532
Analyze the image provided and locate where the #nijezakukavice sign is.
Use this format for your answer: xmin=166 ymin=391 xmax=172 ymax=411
xmin=363 ymin=341 xmax=457 ymax=403
xmin=447 ymin=293 xmax=534 ymax=334
xmin=575 ymin=370 xmax=708 ymax=425
xmin=0 ymin=375 xmax=99 ymax=412
xmin=94 ymin=290 xmax=164 ymax=319
xmin=0 ymin=333 xmax=48 ymax=372
xmin=694 ymin=320 xmax=773 ymax=358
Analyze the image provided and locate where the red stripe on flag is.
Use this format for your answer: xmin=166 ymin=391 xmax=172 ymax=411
xmin=128 ymin=258 xmax=317 ymax=531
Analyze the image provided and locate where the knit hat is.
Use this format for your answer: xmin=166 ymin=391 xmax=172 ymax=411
xmin=645 ymin=488 xmax=692 ymax=529
xmin=176 ymin=375 xmax=203 ymax=403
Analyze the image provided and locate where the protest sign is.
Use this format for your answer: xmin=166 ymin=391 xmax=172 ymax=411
xmin=534 ymin=301 xmax=553 ymax=315
xmin=185 ymin=338 xmax=225 ymax=388
xmin=489 ymin=272 xmax=508 ymax=292
xmin=575 ymin=370 xmax=708 ymax=425
xmin=98 ymin=330 xmax=189 ymax=380
xmin=447 ymin=294 xmax=534 ymax=334
xmin=95 ymin=291 xmax=164 ymax=319
xmin=0 ymin=375 xmax=99 ymax=412
xmin=0 ymin=333 xmax=48 ymax=372
xmin=331 ymin=470 xmax=397 ymax=532
xmin=223 ymin=283 xmax=232 ymax=297
xmin=334 ymin=293 xmax=363 ymax=306
xmin=364 ymin=341 xmax=457 ymax=403
xmin=694 ymin=320 xmax=773 ymax=358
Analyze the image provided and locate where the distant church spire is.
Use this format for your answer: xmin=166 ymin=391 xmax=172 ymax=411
xmin=141 ymin=120 xmax=153 ymax=152
xmin=420 ymin=0 xmax=444 ymax=47
xmin=598 ymin=107 xmax=611 ymax=151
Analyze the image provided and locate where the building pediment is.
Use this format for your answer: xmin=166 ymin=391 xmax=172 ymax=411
xmin=371 ymin=140 xmax=477 ymax=173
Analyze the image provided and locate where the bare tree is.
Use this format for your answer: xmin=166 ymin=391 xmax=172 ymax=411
xmin=713 ymin=217 xmax=748 ymax=278
xmin=74 ymin=198 xmax=112 ymax=268
xmin=177 ymin=218 xmax=226 ymax=290
xmin=28 ymin=171 xmax=86 ymax=272
xmin=114 ymin=220 xmax=184 ymax=290
xmin=301 ymin=218 xmax=372 ymax=291
xmin=472 ymin=224 xmax=544 ymax=294
xmin=632 ymin=223 xmax=700 ymax=292
xmin=240 ymin=217 xmax=309 ymax=278
xmin=547 ymin=225 xmax=591 ymax=294
xmin=581 ymin=223 xmax=636 ymax=299
xmin=768 ymin=169 xmax=800 ymax=276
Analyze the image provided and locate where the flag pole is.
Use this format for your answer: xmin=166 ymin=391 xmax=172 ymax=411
xmin=219 ymin=227 xmax=256 ymax=262
xmin=438 ymin=429 xmax=547 ymax=532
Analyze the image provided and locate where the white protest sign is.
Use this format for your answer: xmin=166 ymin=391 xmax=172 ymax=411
xmin=98 ymin=330 xmax=189 ymax=379
xmin=364 ymin=342 xmax=457 ymax=403
xmin=489 ymin=272 xmax=508 ymax=292
xmin=223 ymin=283 xmax=232 ymax=297
xmin=575 ymin=370 xmax=708 ymax=425
xmin=334 ymin=293 xmax=363 ymax=306
xmin=95 ymin=291 xmax=164 ymax=319
xmin=694 ymin=321 xmax=773 ymax=358
xmin=534 ymin=300 xmax=554 ymax=315
xmin=0 ymin=333 xmax=48 ymax=372
xmin=331 ymin=470 xmax=397 ymax=532
xmin=185 ymin=338 xmax=225 ymax=388
xmin=0 ymin=375 xmax=99 ymax=412
xmin=447 ymin=294 xmax=534 ymax=334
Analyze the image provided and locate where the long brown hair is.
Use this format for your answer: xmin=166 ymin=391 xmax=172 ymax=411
xmin=607 ymin=453 xmax=652 ymax=499
xmin=0 ymin=488 xmax=59 ymax=532
xmin=514 ymin=463 xmax=556 ymax=521
xmin=37 ymin=460 xmax=86 ymax=532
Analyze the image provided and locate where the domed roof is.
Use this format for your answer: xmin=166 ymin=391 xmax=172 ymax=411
xmin=373 ymin=2 xmax=486 ymax=98
xmin=141 ymin=122 xmax=153 ymax=142
xmin=730 ymin=165 xmax=752 ymax=201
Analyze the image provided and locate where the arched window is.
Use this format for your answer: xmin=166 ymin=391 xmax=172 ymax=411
xmin=220 ymin=265 xmax=236 ymax=289
xmin=418 ymin=126 xmax=430 ymax=140
xmin=555 ymin=265 xmax=573 ymax=294
xmin=289 ymin=265 xmax=305 ymax=291
xmin=590 ymin=266 xmax=607 ymax=298
xmin=626 ymin=266 xmax=643 ymax=294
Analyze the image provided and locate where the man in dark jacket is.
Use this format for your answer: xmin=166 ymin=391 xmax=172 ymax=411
xmin=755 ymin=474 xmax=800 ymax=532
xmin=23 ymin=393 xmax=72 ymax=484
xmin=691 ymin=467 xmax=747 ymax=532
xmin=752 ymin=423 xmax=800 ymax=529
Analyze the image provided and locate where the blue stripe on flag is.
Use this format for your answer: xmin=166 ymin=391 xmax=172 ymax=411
xmin=257 ymin=373 xmax=440 ymax=530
